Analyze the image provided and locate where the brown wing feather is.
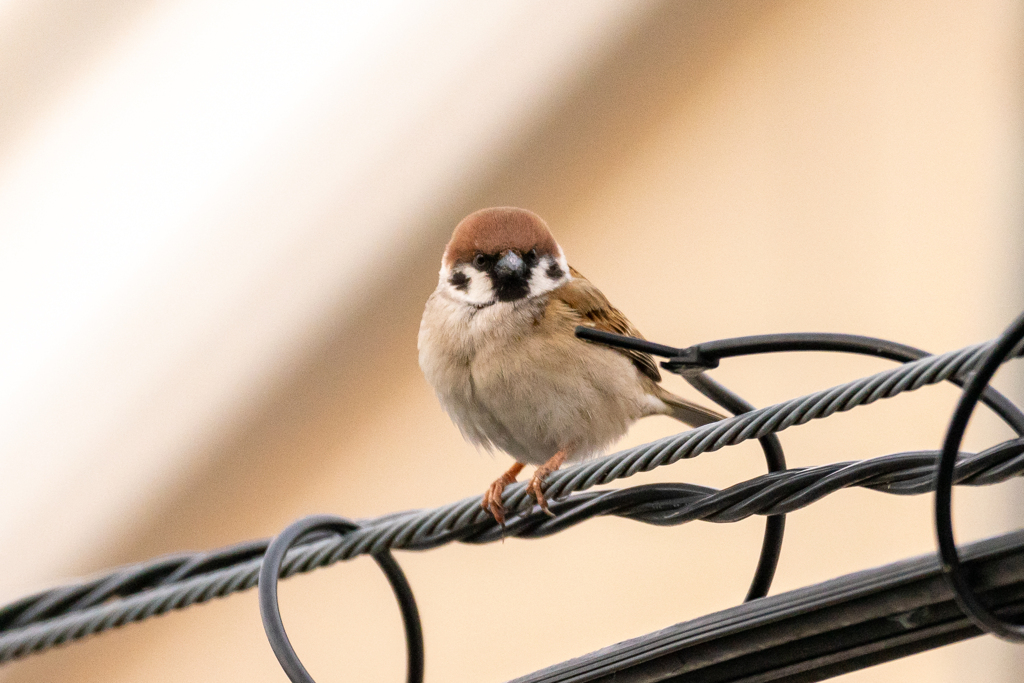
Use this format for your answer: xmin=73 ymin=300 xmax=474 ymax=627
xmin=553 ymin=266 xmax=661 ymax=382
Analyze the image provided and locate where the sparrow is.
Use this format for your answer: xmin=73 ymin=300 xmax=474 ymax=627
xmin=418 ymin=207 xmax=724 ymax=524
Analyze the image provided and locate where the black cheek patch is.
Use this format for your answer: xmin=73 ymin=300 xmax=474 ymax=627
xmin=546 ymin=262 xmax=564 ymax=280
xmin=448 ymin=271 xmax=469 ymax=291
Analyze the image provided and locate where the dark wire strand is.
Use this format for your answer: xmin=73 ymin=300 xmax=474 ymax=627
xmin=574 ymin=328 xmax=1024 ymax=436
xmin=576 ymin=327 xmax=1024 ymax=604
xmin=682 ymin=372 xmax=785 ymax=603
xmin=936 ymin=311 xmax=1024 ymax=642
xmin=1 ymin=437 xmax=1021 ymax=665
xmin=686 ymin=333 xmax=1024 ymax=436
xmin=258 ymin=515 xmax=424 ymax=683
xmin=508 ymin=529 xmax=1024 ymax=683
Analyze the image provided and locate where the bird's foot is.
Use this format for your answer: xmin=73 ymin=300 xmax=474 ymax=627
xmin=526 ymin=473 xmax=555 ymax=517
xmin=526 ymin=449 xmax=568 ymax=518
xmin=481 ymin=462 xmax=525 ymax=526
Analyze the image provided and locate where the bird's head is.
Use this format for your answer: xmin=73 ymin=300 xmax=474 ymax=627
xmin=439 ymin=207 xmax=571 ymax=307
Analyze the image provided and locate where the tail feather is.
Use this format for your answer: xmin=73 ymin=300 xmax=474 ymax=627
xmin=653 ymin=386 xmax=726 ymax=427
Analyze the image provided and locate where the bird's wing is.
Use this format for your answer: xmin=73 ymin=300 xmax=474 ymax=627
xmin=552 ymin=266 xmax=661 ymax=382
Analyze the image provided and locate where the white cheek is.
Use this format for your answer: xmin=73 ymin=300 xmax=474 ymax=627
xmin=528 ymin=254 xmax=571 ymax=297
xmin=464 ymin=270 xmax=493 ymax=304
xmin=438 ymin=264 xmax=494 ymax=305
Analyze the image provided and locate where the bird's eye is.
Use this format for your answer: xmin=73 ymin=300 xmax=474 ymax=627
xmin=473 ymin=253 xmax=487 ymax=268
xmin=524 ymin=248 xmax=537 ymax=264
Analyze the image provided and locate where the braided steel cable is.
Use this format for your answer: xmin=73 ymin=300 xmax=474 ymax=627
xmin=0 ymin=334 xmax=1022 ymax=664
xmin=478 ymin=438 xmax=1024 ymax=535
xmin=1 ymin=439 xmax=1021 ymax=664
xmin=0 ymin=335 xmax=1022 ymax=663
xmin=632 ymin=328 xmax=1024 ymax=604
xmin=530 ymin=338 xmax=1019 ymax=508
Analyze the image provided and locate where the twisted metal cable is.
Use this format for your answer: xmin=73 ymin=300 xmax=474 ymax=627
xmin=1 ymin=336 xmax=1021 ymax=663
xmin=1 ymin=437 xmax=1021 ymax=663
xmin=474 ymin=437 xmax=1024 ymax=536
xmin=585 ymin=327 xmax=1024 ymax=607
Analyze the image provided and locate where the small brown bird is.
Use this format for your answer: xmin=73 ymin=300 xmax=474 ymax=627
xmin=418 ymin=207 xmax=724 ymax=524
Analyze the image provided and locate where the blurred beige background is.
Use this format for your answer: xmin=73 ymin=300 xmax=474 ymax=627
xmin=0 ymin=1 xmax=1022 ymax=681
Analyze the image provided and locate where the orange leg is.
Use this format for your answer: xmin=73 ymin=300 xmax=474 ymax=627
xmin=481 ymin=462 xmax=525 ymax=525
xmin=527 ymin=449 xmax=568 ymax=517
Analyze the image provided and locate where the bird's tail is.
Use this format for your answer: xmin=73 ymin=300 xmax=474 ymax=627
xmin=652 ymin=385 xmax=726 ymax=427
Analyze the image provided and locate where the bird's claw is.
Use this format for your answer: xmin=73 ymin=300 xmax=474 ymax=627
xmin=481 ymin=481 xmax=507 ymax=526
xmin=527 ymin=472 xmax=557 ymax=517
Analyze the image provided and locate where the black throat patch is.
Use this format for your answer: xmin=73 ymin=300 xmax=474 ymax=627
xmin=489 ymin=272 xmax=530 ymax=302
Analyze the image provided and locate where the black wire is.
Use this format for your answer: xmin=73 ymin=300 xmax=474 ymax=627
xmin=0 ymin=438 xmax=1021 ymax=665
xmin=574 ymin=326 xmax=1024 ymax=606
xmin=161 ymin=539 xmax=270 ymax=585
xmin=683 ymin=372 xmax=785 ymax=603
xmin=574 ymin=326 xmax=789 ymax=601
xmin=936 ymin=311 xmax=1024 ymax=642
xmin=258 ymin=515 xmax=424 ymax=683
xmin=9 ymin=553 xmax=193 ymax=628
xmin=509 ymin=529 xmax=1024 ymax=683
xmin=3 ymin=328 xmax=1022 ymax=673
xmin=574 ymin=328 xmax=1024 ymax=436
xmin=481 ymin=439 xmax=1023 ymax=536
xmin=690 ymin=333 xmax=1024 ymax=436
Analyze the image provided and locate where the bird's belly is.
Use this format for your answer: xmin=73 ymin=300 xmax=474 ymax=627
xmin=470 ymin=336 xmax=651 ymax=466
xmin=419 ymin=293 xmax=656 ymax=466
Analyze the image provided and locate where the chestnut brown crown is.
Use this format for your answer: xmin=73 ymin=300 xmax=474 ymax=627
xmin=443 ymin=207 xmax=560 ymax=267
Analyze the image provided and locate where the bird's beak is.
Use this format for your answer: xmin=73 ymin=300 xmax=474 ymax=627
xmin=494 ymin=250 xmax=527 ymax=278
